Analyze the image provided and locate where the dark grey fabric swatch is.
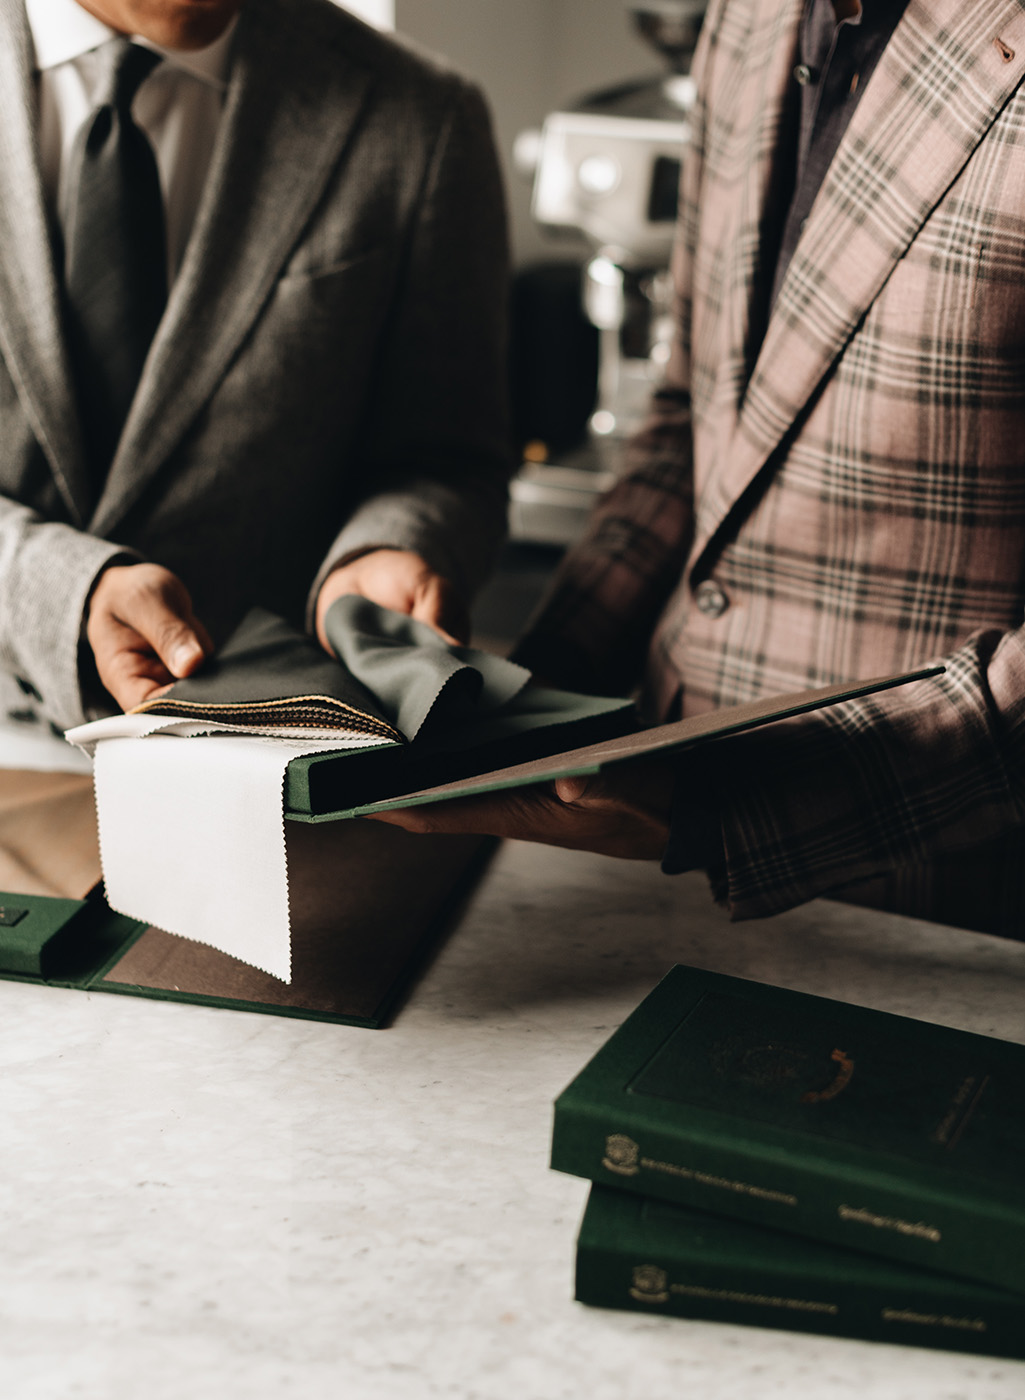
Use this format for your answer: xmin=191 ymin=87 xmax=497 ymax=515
xmin=323 ymin=596 xmax=529 ymax=740
xmin=137 ymin=601 xmax=531 ymax=743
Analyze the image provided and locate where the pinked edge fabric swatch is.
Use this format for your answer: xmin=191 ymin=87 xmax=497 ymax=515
xmin=89 ymin=733 xmax=355 ymax=983
xmin=323 ymin=596 xmax=530 ymax=740
xmin=67 ymin=601 xmax=531 ymax=983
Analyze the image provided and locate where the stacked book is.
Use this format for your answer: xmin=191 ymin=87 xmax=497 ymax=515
xmin=551 ymin=966 xmax=1025 ymax=1357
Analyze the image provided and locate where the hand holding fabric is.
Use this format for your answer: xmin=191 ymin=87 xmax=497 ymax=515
xmin=369 ymin=756 xmax=675 ymax=861
xmin=315 ymin=550 xmax=469 ymax=652
xmin=86 ymin=562 xmax=213 ymax=712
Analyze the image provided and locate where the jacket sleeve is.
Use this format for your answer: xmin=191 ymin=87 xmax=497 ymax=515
xmin=307 ymin=76 xmax=513 ymax=614
xmin=703 ymin=627 xmax=1025 ymax=923
xmin=0 ymin=494 xmax=134 ymax=728
xmin=511 ymin=1 xmax=729 ymax=697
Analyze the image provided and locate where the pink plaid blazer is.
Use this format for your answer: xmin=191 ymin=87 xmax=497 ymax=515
xmin=520 ymin=0 xmax=1025 ymax=934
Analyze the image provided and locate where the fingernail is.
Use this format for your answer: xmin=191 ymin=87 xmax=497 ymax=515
xmin=171 ymin=643 xmax=202 ymax=675
xmin=555 ymin=776 xmax=587 ymax=802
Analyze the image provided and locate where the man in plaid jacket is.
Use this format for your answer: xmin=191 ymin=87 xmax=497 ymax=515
xmin=381 ymin=0 xmax=1025 ymax=937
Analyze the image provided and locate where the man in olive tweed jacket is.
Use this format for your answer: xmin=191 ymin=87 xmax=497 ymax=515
xmin=387 ymin=0 xmax=1025 ymax=937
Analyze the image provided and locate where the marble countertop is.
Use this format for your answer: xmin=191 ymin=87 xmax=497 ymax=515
xmin=2 ymin=839 xmax=1024 ymax=1400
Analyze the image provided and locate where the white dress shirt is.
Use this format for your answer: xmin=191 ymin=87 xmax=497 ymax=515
xmin=26 ymin=0 xmax=237 ymax=283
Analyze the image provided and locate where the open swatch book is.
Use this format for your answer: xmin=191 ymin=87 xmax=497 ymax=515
xmin=67 ymin=599 xmax=639 ymax=819
xmin=70 ymin=597 xmax=943 ymax=823
xmin=63 ymin=599 xmax=942 ymax=988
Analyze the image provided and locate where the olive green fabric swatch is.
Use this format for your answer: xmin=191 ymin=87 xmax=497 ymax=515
xmin=323 ymin=595 xmax=530 ymax=740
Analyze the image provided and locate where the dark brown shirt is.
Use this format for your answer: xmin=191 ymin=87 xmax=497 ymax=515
xmin=770 ymin=0 xmax=911 ymax=306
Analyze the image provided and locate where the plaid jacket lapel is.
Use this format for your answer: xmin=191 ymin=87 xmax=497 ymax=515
xmin=692 ymin=0 xmax=1025 ymax=566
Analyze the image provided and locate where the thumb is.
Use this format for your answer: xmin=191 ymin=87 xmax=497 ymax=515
xmin=163 ymin=622 xmax=209 ymax=678
xmin=149 ymin=600 xmax=212 ymax=679
xmin=121 ymin=573 xmax=212 ymax=678
xmin=554 ymin=774 xmax=592 ymax=803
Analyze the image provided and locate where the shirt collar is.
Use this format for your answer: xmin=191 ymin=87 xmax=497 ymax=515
xmin=25 ymin=0 xmax=237 ymax=90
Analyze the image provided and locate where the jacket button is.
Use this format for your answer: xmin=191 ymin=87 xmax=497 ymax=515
xmin=694 ymin=580 xmax=729 ymax=618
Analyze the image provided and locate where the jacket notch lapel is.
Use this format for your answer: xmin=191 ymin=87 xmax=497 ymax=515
xmin=0 ymin=0 xmax=91 ymax=525
xmin=713 ymin=0 xmax=804 ymax=388
xmin=687 ymin=0 xmax=802 ymax=545
xmin=91 ymin=0 xmax=374 ymax=536
xmin=691 ymin=0 xmax=1025 ymax=565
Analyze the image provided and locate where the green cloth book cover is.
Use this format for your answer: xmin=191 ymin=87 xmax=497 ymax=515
xmin=576 ymin=1185 xmax=1025 ymax=1359
xmin=551 ymin=966 xmax=1025 ymax=1293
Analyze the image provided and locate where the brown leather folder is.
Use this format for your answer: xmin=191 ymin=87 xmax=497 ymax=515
xmin=0 ymin=767 xmax=488 ymax=1027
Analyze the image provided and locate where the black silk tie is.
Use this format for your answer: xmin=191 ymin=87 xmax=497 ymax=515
xmin=63 ymin=40 xmax=167 ymax=485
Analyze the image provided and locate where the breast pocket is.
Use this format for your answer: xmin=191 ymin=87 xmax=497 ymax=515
xmin=236 ymin=246 xmax=398 ymax=417
xmin=215 ymin=243 xmax=400 ymax=450
xmin=275 ymin=246 xmax=394 ymax=313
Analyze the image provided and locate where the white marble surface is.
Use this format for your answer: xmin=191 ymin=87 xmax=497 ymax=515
xmin=1 ymin=842 xmax=1024 ymax=1400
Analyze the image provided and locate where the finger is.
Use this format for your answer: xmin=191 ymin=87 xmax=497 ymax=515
xmin=314 ymin=568 xmax=353 ymax=652
xmin=368 ymin=796 xmax=510 ymax=837
xmin=315 ymin=555 xmax=417 ymax=649
xmin=113 ymin=575 xmax=210 ymax=678
xmin=114 ymin=670 xmax=175 ymax=711
xmin=366 ymin=780 xmax=626 ymax=848
xmin=93 ymin=638 xmax=176 ymax=712
xmin=368 ymin=775 xmax=669 ymax=860
xmin=411 ymin=576 xmax=471 ymax=646
xmin=368 ymin=786 xmax=555 ymax=840
xmin=368 ymin=807 xmax=452 ymax=833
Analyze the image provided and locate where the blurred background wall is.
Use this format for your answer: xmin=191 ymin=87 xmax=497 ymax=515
xmin=337 ymin=1 xmax=660 ymax=266
xmin=335 ymin=0 xmax=394 ymax=30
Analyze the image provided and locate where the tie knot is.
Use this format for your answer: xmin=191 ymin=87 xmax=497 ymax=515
xmin=97 ymin=37 xmax=163 ymax=113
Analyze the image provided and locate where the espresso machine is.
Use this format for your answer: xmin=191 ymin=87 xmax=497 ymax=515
xmin=510 ymin=0 xmax=707 ymax=544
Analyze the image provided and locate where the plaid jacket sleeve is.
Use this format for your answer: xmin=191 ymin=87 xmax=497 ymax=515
xmin=512 ymin=1 xmax=732 ymax=697
xmin=525 ymin=0 xmax=1025 ymax=933
xmin=703 ymin=626 xmax=1025 ymax=927
xmin=512 ymin=382 xmax=695 ymax=696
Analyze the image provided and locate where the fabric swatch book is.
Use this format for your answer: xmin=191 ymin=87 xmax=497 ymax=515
xmin=65 ymin=601 xmax=941 ymax=984
xmin=575 ymin=1185 xmax=1025 ymax=1359
xmin=551 ymin=965 xmax=1025 ymax=1295
xmin=69 ymin=599 xmax=943 ymax=822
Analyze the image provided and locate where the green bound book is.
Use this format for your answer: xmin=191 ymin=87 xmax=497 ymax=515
xmin=576 ymin=1186 xmax=1025 ymax=1359
xmin=551 ymin=966 xmax=1025 ymax=1294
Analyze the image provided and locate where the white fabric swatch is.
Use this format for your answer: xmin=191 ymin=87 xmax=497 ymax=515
xmin=66 ymin=711 xmax=374 ymax=750
xmin=78 ymin=729 xmax=377 ymax=983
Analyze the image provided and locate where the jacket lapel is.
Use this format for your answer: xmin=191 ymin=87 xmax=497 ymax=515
xmin=691 ymin=0 xmax=1025 ymax=564
xmin=91 ymin=0 xmax=374 ymax=536
xmin=0 ymin=0 xmax=91 ymax=525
